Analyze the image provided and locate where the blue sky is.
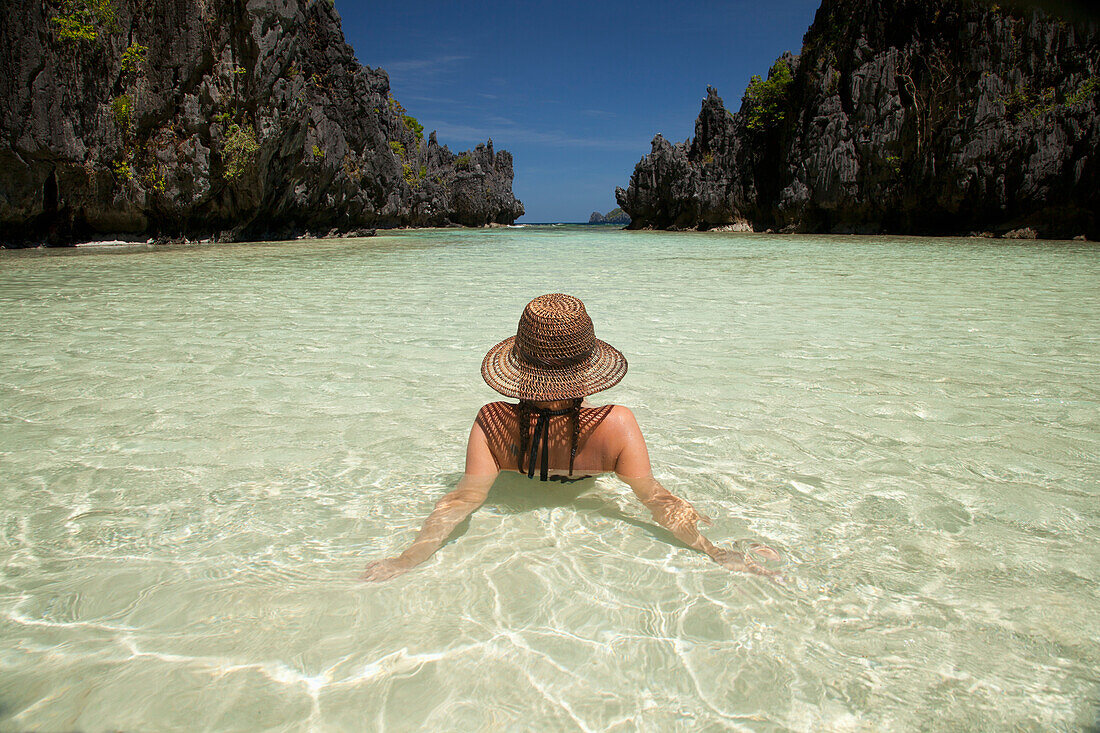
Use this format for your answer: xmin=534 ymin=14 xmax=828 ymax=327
xmin=337 ymin=0 xmax=822 ymax=222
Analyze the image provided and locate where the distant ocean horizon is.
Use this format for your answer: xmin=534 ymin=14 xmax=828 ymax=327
xmin=515 ymin=221 xmax=625 ymax=226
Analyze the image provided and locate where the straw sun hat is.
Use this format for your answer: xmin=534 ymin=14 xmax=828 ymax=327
xmin=481 ymin=293 xmax=628 ymax=401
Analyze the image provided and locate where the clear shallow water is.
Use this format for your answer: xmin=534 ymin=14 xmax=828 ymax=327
xmin=0 ymin=227 xmax=1098 ymax=731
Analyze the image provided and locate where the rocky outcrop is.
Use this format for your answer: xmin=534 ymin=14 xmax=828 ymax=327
xmin=617 ymin=0 xmax=1099 ymax=239
xmin=587 ymin=207 xmax=630 ymax=224
xmin=1 ymin=0 xmax=523 ymax=246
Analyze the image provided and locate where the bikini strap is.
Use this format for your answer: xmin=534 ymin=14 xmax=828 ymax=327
xmin=526 ymin=405 xmax=574 ymax=481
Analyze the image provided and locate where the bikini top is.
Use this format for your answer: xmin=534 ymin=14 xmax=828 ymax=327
xmin=476 ymin=402 xmax=614 ymax=481
xmin=524 ymin=403 xmax=575 ymax=482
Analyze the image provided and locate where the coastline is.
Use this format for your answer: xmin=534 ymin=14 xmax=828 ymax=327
xmin=0 ymin=223 xmax=541 ymax=250
xmin=4 ymin=225 xmax=1095 ymax=255
xmin=623 ymin=224 xmax=1091 ymax=242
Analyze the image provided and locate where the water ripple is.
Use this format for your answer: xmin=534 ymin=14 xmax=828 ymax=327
xmin=1 ymin=230 xmax=1098 ymax=730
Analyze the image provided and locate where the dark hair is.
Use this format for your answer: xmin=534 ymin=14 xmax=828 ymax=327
xmin=516 ymin=398 xmax=583 ymax=478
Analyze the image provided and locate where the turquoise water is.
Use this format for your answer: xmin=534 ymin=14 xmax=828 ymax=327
xmin=1 ymin=227 xmax=1098 ymax=731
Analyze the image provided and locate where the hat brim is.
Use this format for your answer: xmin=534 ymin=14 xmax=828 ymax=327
xmin=481 ymin=336 xmax=628 ymax=400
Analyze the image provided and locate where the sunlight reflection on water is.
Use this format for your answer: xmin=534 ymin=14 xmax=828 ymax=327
xmin=1 ymin=228 xmax=1098 ymax=730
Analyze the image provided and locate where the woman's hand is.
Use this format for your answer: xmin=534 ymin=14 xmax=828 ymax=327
xmin=360 ymin=556 xmax=415 ymax=582
xmin=709 ymin=546 xmax=781 ymax=578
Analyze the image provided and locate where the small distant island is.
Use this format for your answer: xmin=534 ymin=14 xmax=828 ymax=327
xmin=587 ymin=207 xmax=630 ymax=225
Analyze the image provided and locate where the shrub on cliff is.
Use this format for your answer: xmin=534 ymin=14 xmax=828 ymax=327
xmin=402 ymin=114 xmax=424 ymax=141
xmin=110 ymin=94 xmax=132 ymax=129
xmin=743 ymin=59 xmax=793 ymax=132
xmin=223 ymin=124 xmax=258 ymax=180
xmin=50 ymin=0 xmax=118 ymax=44
xmin=120 ymin=42 xmax=147 ymax=74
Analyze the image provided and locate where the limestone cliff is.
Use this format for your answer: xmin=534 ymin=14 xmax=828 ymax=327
xmin=1 ymin=0 xmax=524 ymax=246
xmin=617 ymin=0 xmax=1099 ymax=239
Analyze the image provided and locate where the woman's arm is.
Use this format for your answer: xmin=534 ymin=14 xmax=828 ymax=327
xmin=611 ymin=407 xmax=777 ymax=576
xmin=360 ymin=419 xmax=499 ymax=582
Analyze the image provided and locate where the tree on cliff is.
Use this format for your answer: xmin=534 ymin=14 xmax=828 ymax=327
xmin=744 ymin=59 xmax=795 ymax=132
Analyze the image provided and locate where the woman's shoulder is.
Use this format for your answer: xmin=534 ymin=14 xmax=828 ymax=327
xmin=578 ymin=404 xmax=643 ymax=441
xmin=590 ymin=403 xmax=636 ymax=422
xmin=475 ymin=401 xmax=518 ymax=424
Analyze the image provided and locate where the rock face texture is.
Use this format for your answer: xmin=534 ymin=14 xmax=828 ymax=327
xmin=617 ymin=0 xmax=1099 ymax=239
xmin=1 ymin=0 xmax=523 ymax=245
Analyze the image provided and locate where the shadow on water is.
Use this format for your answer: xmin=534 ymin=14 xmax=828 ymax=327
xmin=483 ymin=472 xmax=599 ymax=512
xmin=437 ymin=471 xmax=693 ymax=553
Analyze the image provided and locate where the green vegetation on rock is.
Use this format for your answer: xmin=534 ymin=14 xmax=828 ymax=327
xmin=111 ymin=159 xmax=132 ymax=181
xmin=110 ymin=94 xmax=132 ymax=129
xmin=744 ymin=59 xmax=794 ymax=132
xmin=223 ymin=123 xmax=258 ymax=180
xmin=402 ymin=114 xmax=424 ymax=141
xmin=142 ymin=164 xmax=166 ymax=193
xmin=387 ymin=95 xmax=425 ymax=141
xmin=52 ymin=15 xmax=96 ymax=43
xmin=388 ymin=140 xmax=405 ymax=158
xmin=1066 ymin=77 xmax=1100 ymax=107
xmin=1002 ymin=78 xmax=1096 ymax=121
xmin=50 ymin=0 xmax=118 ymax=44
xmin=120 ymin=42 xmax=147 ymax=74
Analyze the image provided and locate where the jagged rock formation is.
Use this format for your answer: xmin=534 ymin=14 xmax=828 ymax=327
xmin=617 ymin=0 xmax=1099 ymax=239
xmin=587 ymin=207 xmax=630 ymax=224
xmin=1 ymin=0 xmax=523 ymax=246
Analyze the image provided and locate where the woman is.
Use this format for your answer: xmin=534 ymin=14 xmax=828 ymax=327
xmin=361 ymin=293 xmax=778 ymax=582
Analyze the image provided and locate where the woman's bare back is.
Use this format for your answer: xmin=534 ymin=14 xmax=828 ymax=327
xmin=475 ymin=401 xmax=640 ymax=478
